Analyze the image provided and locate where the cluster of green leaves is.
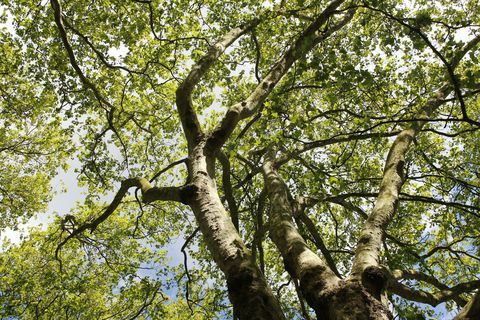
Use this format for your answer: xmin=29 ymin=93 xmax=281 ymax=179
xmin=0 ymin=22 xmax=71 ymax=228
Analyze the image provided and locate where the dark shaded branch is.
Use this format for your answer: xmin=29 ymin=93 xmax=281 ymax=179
xmin=363 ymin=4 xmax=480 ymax=127
xmin=251 ymin=187 xmax=267 ymax=274
xmin=55 ymin=177 xmax=182 ymax=269
xmin=455 ymin=291 xmax=480 ymax=320
xmin=251 ymin=30 xmax=262 ymax=83
xmin=294 ymin=197 xmax=341 ymax=277
xmin=149 ymin=158 xmax=187 ymax=183
xmin=392 ymin=269 xmax=454 ymax=291
xmin=181 ymin=227 xmax=200 ymax=313
xmin=293 ymin=278 xmax=312 ymax=320
xmin=50 ymin=0 xmax=115 ymax=110
xmin=128 ymin=283 xmax=165 ymax=320
xmin=277 ymin=130 xmax=401 ymax=166
xmin=217 ymin=151 xmax=239 ymax=230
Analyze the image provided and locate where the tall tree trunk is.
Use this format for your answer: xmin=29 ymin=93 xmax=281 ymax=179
xmin=262 ymin=153 xmax=391 ymax=319
xmin=186 ymin=142 xmax=286 ymax=320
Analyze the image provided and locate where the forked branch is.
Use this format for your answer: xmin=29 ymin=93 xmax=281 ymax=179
xmin=176 ymin=18 xmax=261 ymax=148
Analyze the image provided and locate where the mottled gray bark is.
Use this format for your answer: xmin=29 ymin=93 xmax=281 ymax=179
xmin=173 ymin=2 xmax=355 ymax=318
xmin=185 ymin=142 xmax=286 ymax=320
xmin=262 ymin=153 xmax=392 ymax=319
xmin=351 ymin=33 xmax=480 ymax=297
xmin=387 ymin=269 xmax=479 ymax=307
xmin=455 ymin=292 xmax=480 ymax=320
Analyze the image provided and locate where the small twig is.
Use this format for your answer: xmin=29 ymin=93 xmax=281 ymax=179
xmin=181 ymin=227 xmax=200 ymax=313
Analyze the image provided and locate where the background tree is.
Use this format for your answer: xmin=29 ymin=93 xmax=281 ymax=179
xmin=1 ymin=0 xmax=480 ymax=319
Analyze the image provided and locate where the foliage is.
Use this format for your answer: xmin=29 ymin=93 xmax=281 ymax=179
xmin=1 ymin=0 xmax=479 ymax=319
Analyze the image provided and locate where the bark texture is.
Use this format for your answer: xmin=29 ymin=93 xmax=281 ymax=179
xmin=187 ymin=143 xmax=285 ymax=320
xmin=262 ymin=154 xmax=392 ymax=319
xmin=454 ymin=292 xmax=480 ymax=320
xmin=312 ymin=280 xmax=392 ymax=320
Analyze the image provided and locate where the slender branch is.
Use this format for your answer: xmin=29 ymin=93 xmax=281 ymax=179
xmin=181 ymin=227 xmax=200 ymax=313
xmin=55 ymin=177 xmax=182 ymax=269
xmin=128 ymin=283 xmax=165 ymax=320
xmin=50 ymin=0 xmax=115 ymax=110
xmin=293 ymin=278 xmax=312 ymax=320
xmin=149 ymin=158 xmax=187 ymax=183
xmin=294 ymin=197 xmax=341 ymax=277
xmin=217 ymin=151 xmax=239 ymax=231
xmin=454 ymin=291 xmax=480 ymax=320
xmin=388 ymin=269 xmax=479 ymax=307
xmin=251 ymin=30 xmax=262 ymax=83
xmin=277 ymin=130 xmax=401 ymax=166
xmin=363 ymin=4 xmax=480 ymax=127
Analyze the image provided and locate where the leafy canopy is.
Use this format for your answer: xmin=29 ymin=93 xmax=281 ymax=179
xmin=1 ymin=0 xmax=479 ymax=319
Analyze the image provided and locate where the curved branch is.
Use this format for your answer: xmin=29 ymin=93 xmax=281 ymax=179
xmin=181 ymin=227 xmax=200 ymax=313
xmin=55 ymin=177 xmax=182 ymax=269
xmin=176 ymin=18 xmax=261 ymax=148
xmin=50 ymin=0 xmax=115 ymax=110
xmin=363 ymin=4 xmax=480 ymax=127
xmin=455 ymin=291 xmax=480 ymax=320
xmin=352 ymin=85 xmax=456 ymax=280
xmin=294 ymin=197 xmax=341 ymax=277
xmin=262 ymin=151 xmax=339 ymax=314
xmin=277 ymin=130 xmax=401 ymax=166
xmin=388 ymin=270 xmax=479 ymax=307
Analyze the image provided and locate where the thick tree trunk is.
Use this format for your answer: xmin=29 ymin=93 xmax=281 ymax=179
xmin=312 ymin=279 xmax=392 ymax=320
xmin=262 ymin=155 xmax=392 ymax=319
xmin=351 ymin=88 xmax=450 ymax=299
xmin=186 ymin=143 xmax=286 ymax=320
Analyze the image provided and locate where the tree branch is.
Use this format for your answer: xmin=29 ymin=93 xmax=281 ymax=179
xmin=55 ymin=177 xmax=182 ymax=269
xmin=217 ymin=151 xmax=239 ymax=231
xmin=262 ymin=151 xmax=339 ymax=312
xmin=351 ymin=32 xmax=480 ymax=280
xmin=454 ymin=291 xmax=480 ymax=320
xmin=388 ymin=269 xmax=479 ymax=307
xmin=181 ymin=227 xmax=200 ymax=313
xmin=206 ymin=0 xmax=354 ymax=152
xmin=293 ymin=196 xmax=341 ymax=277
xmin=50 ymin=0 xmax=115 ymax=111
xmin=176 ymin=18 xmax=261 ymax=149
xmin=363 ymin=4 xmax=480 ymax=127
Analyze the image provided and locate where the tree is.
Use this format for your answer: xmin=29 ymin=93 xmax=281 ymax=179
xmin=1 ymin=0 xmax=479 ymax=319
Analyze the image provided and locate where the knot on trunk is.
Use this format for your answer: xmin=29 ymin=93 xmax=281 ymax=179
xmin=226 ymin=262 xmax=282 ymax=319
xmin=179 ymin=184 xmax=199 ymax=204
xmin=311 ymin=281 xmax=393 ymax=320
xmin=299 ymin=265 xmax=329 ymax=308
xmin=226 ymin=262 xmax=257 ymax=293
xmin=362 ymin=265 xmax=389 ymax=300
